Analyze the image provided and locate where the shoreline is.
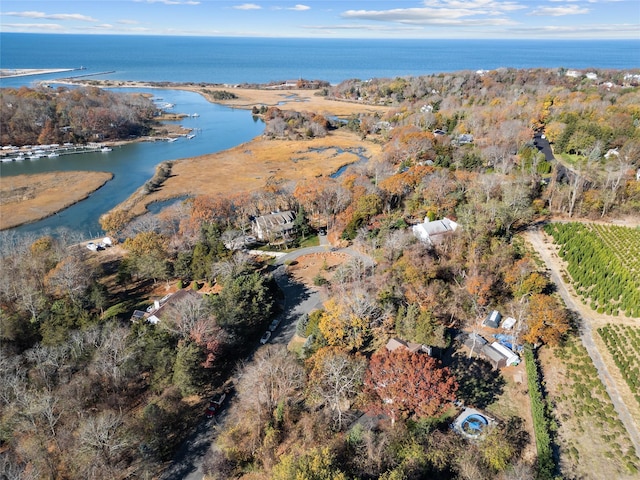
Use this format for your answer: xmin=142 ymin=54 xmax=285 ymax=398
xmin=0 ymin=68 xmax=79 ymax=79
xmin=3 ymin=80 xmax=390 ymax=231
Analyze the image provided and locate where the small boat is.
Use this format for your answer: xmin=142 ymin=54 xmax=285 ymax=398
xmin=191 ymin=113 xmax=200 ymax=117
xmin=167 ymin=138 xmax=178 ymax=143
xmin=48 ymin=153 xmax=60 ymax=158
xmin=100 ymin=147 xmax=112 ymax=152
xmin=187 ymin=134 xmax=196 ymax=139
xmin=29 ymin=154 xmax=42 ymax=160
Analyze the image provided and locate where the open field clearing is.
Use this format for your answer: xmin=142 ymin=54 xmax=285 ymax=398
xmin=111 ymin=128 xmax=382 ymax=217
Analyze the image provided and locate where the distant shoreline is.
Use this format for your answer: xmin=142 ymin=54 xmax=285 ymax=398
xmin=0 ymin=68 xmax=80 ymax=79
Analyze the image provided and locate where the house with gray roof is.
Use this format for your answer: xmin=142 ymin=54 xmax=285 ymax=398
xmin=252 ymin=210 xmax=297 ymax=244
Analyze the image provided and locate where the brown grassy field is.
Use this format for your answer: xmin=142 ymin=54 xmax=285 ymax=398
xmin=195 ymin=86 xmax=391 ymax=117
xmin=0 ymin=171 xmax=113 ymax=230
xmin=106 ymin=85 xmax=389 ymax=217
xmin=4 ymin=84 xmax=390 ymax=226
xmin=112 ymin=128 xmax=383 ymax=217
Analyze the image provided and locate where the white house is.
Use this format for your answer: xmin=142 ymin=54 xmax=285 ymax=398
xmin=412 ymin=217 xmax=459 ymax=246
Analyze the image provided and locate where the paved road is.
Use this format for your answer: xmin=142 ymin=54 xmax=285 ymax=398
xmin=533 ymin=133 xmax=555 ymax=162
xmin=160 ymin=243 xmax=374 ymax=479
xmin=526 ymin=229 xmax=640 ymax=457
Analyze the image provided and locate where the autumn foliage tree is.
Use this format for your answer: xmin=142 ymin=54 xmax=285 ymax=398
xmin=522 ymin=293 xmax=570 ymax=347
xmin=364 ymin=348 xmax=457 ymax=425
xmin=318 ymin=298 xmax=371 ymax=352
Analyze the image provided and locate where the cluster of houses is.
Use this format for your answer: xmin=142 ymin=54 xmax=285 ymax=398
xmin=462 ymin=310 xmax=521 ymax=370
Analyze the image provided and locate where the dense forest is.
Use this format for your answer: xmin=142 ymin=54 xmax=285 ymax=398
xmin=0 ymin=86 xmax=157 ymax=146
xmin=1 ymin=68 xmax=639 ymax=479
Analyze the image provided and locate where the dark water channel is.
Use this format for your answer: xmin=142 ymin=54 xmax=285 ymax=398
xmin=1 ymin=89 xmax=265 ymax=238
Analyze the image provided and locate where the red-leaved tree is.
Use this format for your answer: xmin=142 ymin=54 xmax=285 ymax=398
xmin=364 ymin=348 xmax=458 ymax=425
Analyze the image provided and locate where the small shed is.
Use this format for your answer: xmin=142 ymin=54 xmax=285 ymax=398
xmin=131 ymin=310 xmax=147 ymax=322
xmin=483 ymin=310 xmax=501 ymax=329
xmin=463 ymin=333 xmax=488 ymax=355
xmin=501 ymin=316 xmax=517 ymax=330
xmin=481 ymin=344 xmax=507 ymax=370
xmin=491 ymin=342 xmax=519 ymax=366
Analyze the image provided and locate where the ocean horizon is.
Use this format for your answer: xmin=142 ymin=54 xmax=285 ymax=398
xmin=1 ymin=33 xmax=639 ymax=87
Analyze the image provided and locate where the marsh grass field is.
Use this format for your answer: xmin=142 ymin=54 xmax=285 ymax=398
xmin=0 ymin=86 xmax=389 ymax=228
xmin=0 ymin=171 xmax=113 ymax=230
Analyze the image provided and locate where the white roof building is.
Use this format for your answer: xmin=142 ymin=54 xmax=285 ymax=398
xmin=491 ymin=342 xmax=520 ymax=366
xmin=412 ymin=217 xmax=459 ymax=246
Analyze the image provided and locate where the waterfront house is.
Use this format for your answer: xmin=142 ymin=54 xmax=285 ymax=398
xmin=252 ymin=210 xmax=297 ymax=244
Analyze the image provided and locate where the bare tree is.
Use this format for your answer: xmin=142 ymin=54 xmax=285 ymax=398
xmin=79 ymin=410 xmax=128 ymax=465
xmin=44 ymin=255 xmax=92 ymax=303
xmin=92 ymin=325 xmax=134 ymax=388
xmin=307 ymin=348 xmax=367 ymax=430
xmin=601 ymin=157 xmax=632 ymax=217
xmin=236 ymin=345 xmax=305 ymax=420
xmin=0 ymin=451 xmax=41 ymax=480
xmin=16 ymin=281 xmax=47 ymax=322
xmin=0 ymin=352 xmax=26 ymax=406
xmin=25 ymin=343 xmax=69 ymax=390
xmin=567 ymin=169 xmax=584 ymax=218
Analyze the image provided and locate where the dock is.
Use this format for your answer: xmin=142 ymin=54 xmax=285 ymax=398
xmin=0 ymin=143 xmax=114 ymax=163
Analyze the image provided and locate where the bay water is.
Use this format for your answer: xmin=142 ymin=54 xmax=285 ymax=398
xmin=1 ymin=34 xmax=639 ymax=237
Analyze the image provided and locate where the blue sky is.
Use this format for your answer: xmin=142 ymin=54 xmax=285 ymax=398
xmin=1 ymin=0 xmax=638 ymax=39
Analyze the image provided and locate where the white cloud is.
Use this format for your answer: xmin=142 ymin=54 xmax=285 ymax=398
xmin=2 ymin=23 xmax=64 ymax=31
xmin=288 ymin=4 xmax=310 ymax=11
xmin=304 ymin=23 xmax=424 ymax=32
xmin=3 ymin=11 xmax=98 ymax=22
xmin=118 ymin=19 xmax=140 ymax=25
xmin=341 ymin=1 xmax=526 ymax=27
xmin=529 ymin=5 xmax=590 ymax=16
xmin=133 ymin=0 xmax=200 ymax=4
xmin=233 ymin=3 xmax=262 ymax=10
